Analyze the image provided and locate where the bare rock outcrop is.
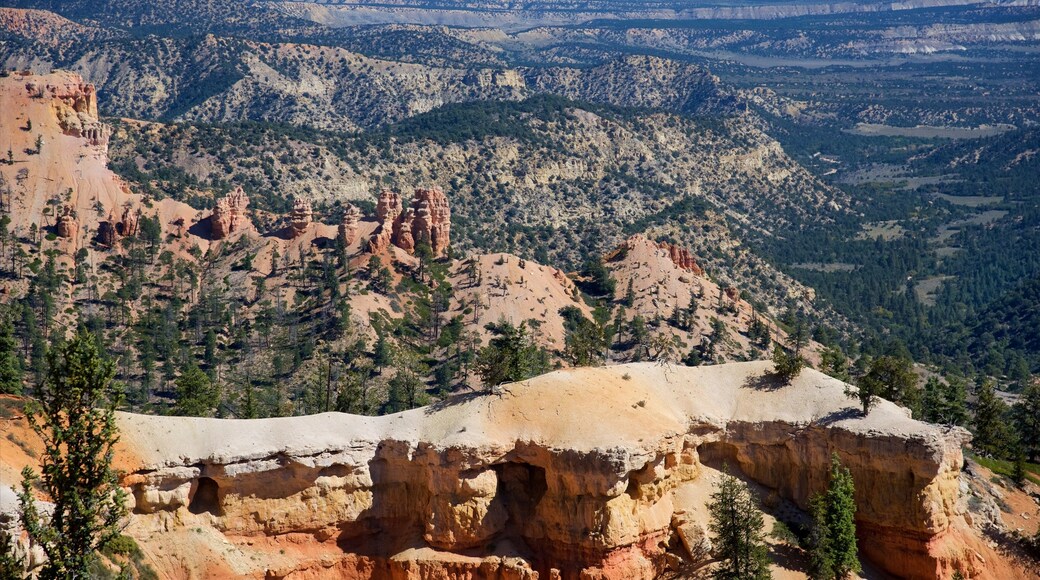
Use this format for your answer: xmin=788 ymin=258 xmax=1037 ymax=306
xmin=657 ymin=240 xmax=703 ymax=275
xmin=289 ymin=198 xmax=313 ymax=237
xmin=117 ymin=204 xmax=139 ymax=238
xmin=370 ymin=188 xmax=402 ymax=253
xmin=24 ymin=71 xmax=111 ymax=151
xmin=210 ymin=186 xmax=250 ymax=240
xmin=55 ymin=205 xmax=77 ymax=240
xmin=96 ymin=204 xmax=141 ymax=247
xmin=369 ymin=187 xmax=451 ymax=257
xmin=338 ymin=204 xmax=361 ymax=247
xmin=408 ymin=186 xmax=451 ymax=256
xmin=109 ymin=362 xmax=1009 ymax=580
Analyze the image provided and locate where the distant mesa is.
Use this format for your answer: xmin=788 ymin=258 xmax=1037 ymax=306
xmin=370 ymin=186 xmax=451 ymax=257
xmin=209 ymin=186 xmax=250 ymax=240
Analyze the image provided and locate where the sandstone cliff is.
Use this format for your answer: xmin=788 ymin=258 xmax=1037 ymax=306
xmin=2 ymin=362 xmax=1012 ymax=579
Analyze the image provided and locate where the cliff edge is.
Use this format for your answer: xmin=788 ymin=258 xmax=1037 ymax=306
xmin=80 ymin=362 xmax=1021 ymax=579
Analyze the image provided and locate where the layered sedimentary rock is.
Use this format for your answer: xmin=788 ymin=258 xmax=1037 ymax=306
xmin=289 ymin=199 xmax=313 ymax=237
xmin=369 ymin=187 xmax=451 ymax=256
xmin=409 ymin=187 xmax=451 ymax=256
xmin=210 ymin=187 xmax=250 ymax=240
xmin=338 ymin=204 xmax=361 ymax=246
xmin=108 ymin=362 xmax=1005 ymax=580
xmin=23 ymin=71 xmax=111 ymax=152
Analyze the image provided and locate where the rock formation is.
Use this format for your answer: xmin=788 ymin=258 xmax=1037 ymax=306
xmin=24 ymin=71 xmax=111 ymax=151
xmin=96 ymin=218 xmax=117 ymax=247
xmin=657 ymin=240 xmax=703 ymax=275
xmin=289 ymin=199 xmax=313 ymax=237
xmin=55 ymin=205 xmax=77 ymax=240
xmin=409 ymin=186 xmax=451 ymax=256
xmin=95 ymin=362 xmax=1013 ymax=580
xmin=210 ymin=187 xmax=250 ymax=240
xmin=369 ymin=187 xmax=451 ymax=257
xmin=117 ymin=204 xmax=139 ymax=238
xmin=370 ymin=188 xmax=402 ymax=253
xmin=338 ymin=204 xmax=361 ymax=247
xmin=96 ymin=205 xmax=141 ymax=247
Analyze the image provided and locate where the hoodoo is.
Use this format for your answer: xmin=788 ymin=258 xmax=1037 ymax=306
xmin=210 ymin=186 xmax=251 ymax=240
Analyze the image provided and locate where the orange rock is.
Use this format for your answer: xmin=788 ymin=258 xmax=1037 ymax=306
xmin=369 ymin=186 xmax=452 ymax=257
xmin=289 ymin=198 xmax=313 ymax=237
xmin=210 ymin=187 xmax=250 ymax=240
xmin=55 ymin=205 xmax=77 ymax=240
xmin=338 ymin=204 xmax=361 ymax=246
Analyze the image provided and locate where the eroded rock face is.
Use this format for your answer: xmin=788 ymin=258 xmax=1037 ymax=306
xmin=55 ymin=205 xmax=77 ymax=240
xmin=369 ymin=187 xmax=451 ymax=257
xmin=289 ymin=198 xmax=313 ymax=237
xmin=25 ymin=72 xmax=111 ymax=151
xmin=370 ymin=189 xmax=402 ymax=253
xmin=409 ymin=187 xmax=451 ymax=256
xmin=657 ymin=240 xmax=703 ymax=275
xmin=117 ymin=204 xmax=139 ymax=238
xmin=97 ymin=204 xmax=141 ymax=247
xmin=210 ymin=187 xmax=250 ymax=240
xmin=338 ymin=204 xmax=361 ymax=247
xmin=113 ymin=362 xmax=1005 ymax=580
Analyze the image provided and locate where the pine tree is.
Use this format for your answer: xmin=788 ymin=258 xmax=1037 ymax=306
xmin=476 ymin=320 xmax=549 ymax=387
xmin=707 ymin=470 xmax=771 ymax=580
xmin=772 ymin=343 xmax=804 ymax=385
xmin=809 ymin=454 xmax=861 ymax=580
xmin=973 ymin=380 xmax=1011 ymax=458
xmin=18 ymin=330 xmax=128 ymax=579
xmin=0 ymin=319 xmax=22 ymax=394
xmin=1014 ymin=378 xmax=1040 ymax=462
xmin=174 ymin=365 xmax=219 ymax=417
xmin=850 ymin=355 xmax=918 ymax=416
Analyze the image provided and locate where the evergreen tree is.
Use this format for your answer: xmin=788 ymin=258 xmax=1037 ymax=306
xmin=18 ymin=330 xmax=128 ymax=579
xmin=476 ymin=320 xmax=549 ymax=388
xmin=623 ymin=277 xmax=635 ymax=307
xmin=707 ymin=470 xmax=771 ymax=580
xmin=851 ymin=355 xmax=918 ymax=416
xmin=809 ymin=454 xmax=861 ymax=580
xmin=174 ymin=365 xmax=219 ymax=417
xmin=0 ymin=319 xmax=22 ymax=394
xmin=559 ymin=306 xmax=606 ymax=367
xmin=772 ymin=343 xmax=804 ymax=385
xmin=1014 ymin=379 xmax=1040 ymax=462
xmin=819 ymin=347 xmax=850 ymax=382
xmin=921 ymin=377 xmax=969 ymax=426
xmin=973 ymin=380 xmax=1012 ymax=458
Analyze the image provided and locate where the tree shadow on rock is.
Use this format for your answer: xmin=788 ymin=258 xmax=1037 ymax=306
xmin=743 ymin=371 xmax=785 ymax=392
xmin=815 ymin=407 xmax=861 ymax=425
